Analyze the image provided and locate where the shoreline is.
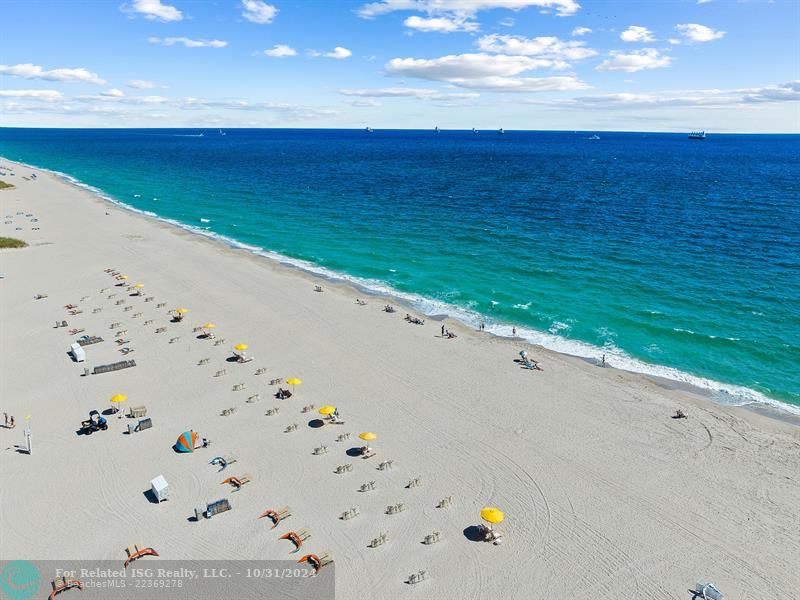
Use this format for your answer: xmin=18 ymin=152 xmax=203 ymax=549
xmin=2 ymin=156 xmax=799 ymax=599
xmin=3 ymin=154 xmax=797 ymax=427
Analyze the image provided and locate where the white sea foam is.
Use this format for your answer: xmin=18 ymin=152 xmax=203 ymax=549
xmin=17 ymin=158 xmax=800 ymax=419
xmin=200 ymin=218 xmax=211 ymax=223
xmin=512 ymin=302 xmax=531 ymax=310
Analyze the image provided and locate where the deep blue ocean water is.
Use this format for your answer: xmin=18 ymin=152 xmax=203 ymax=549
xmin=1 ymin=128 xmax=798 ymax=412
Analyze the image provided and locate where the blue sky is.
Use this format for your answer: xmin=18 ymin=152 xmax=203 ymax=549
xmin=1 ymin=0 xmax=798 ymax=131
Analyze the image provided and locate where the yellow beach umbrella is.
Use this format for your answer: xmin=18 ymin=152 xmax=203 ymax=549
xmin=358 ymin=431 xmax=377 ymax=441
xmin=133 ymin=283 xmax=145 ymax=289
xmin=233 ymin=343 xmax=249 ymax=352
xmin=480 ymin=507 xmax=504 ymax=524
xmin=286 ymin=377 xmax=302 ymax=394
xmin=110 ymin=394 xmax=128 ymax=419
xmin=319 ymin=406 xmax=336 ymax=416
xmin=202 ymin=323 xmax=216 ymax=329
xmin=176 ymin=308 xmax=188 ymax=314
xmin=119 ymin=275 xmax=129 ymax=280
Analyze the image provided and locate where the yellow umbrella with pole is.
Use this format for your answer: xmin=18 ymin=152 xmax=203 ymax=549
xmin=319 ymin=406 xmax=336 ymax=416
xmin=202 ymin=323 xmax=216 ymax=338
xmin=202 ymin=323 xmax=216 ymax=329
xmin=358 ymin=432 xmax=376 ymax=441
xmin=233 ymin=343 xmax=248 ymax=352
xmin=174 ymin=307 xmax=188 ymax=321
xmin=134 ymin=283 xmax=144 ymax=289
xmin=286 ymin=378 xmax=302 ymax=394
xmin=110 ymin=394 xmax=128 ymax=419
xmin=480 ymin=507 xmax=504 ymax=524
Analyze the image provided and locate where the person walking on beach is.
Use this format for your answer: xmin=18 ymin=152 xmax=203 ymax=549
xmin=442 ymin=324 xmax=445 ymax=337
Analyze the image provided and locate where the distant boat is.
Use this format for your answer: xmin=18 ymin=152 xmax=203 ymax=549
xmin=588 ymin=134 xmax=600 ymax=140
xmin=434 ymin=126 xmax=440 ymax=133
xmin=219 ymin=129 xmax=226 ymax=136
xmin=498 ymin=128 xmax=505 ymax=135
xmin=689 ymin=130 xmax=706 ymax=139
xmin=366 ymin=126 xmax=373 ymax=133
xmin=472 ymin=128 xmax=478 ymax=134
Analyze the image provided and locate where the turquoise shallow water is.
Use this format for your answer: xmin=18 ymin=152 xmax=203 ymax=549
xmin=1 ymin=128 xmax=799 ymax=413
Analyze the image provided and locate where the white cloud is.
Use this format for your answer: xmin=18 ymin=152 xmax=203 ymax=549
xmin=477 ymin=34 xmax=597 ymax=62
xmin=128 ymin=79 xmax=157 ymax=89
xmin=77 ymin=90 xmax=169 ymax=104
xmin=404 ymin=15 xmax=479 ymax=33
xmin=124 ymin=0 xmax=182 ymax=22
xmin=358 ymin=0 xmax=581 ymax=19
xmin=261 ymin=44 xmax=297 ymax=57
xmin=0 ymin=89 xmax=64 ymax=102
xmin=339 ymin=87 xmax=479 ymax=100
xmin=499 ymin=17 xmax=515 ymax=27
xmin=620 ymin=25 xmax=655 ymax=42
xmin=668 ymin=38 xmax=681 ymax=45
xmin=241 ymin=0 xmax=278 ymax=24
xmin=386 ymin=53 xmax=588 ymax=91
xmin=697 ymin=0 xmax=713 ymax=4
xmin=347 ymin=99 xmax=383 ymax=107
xmin=148 ymin=37 xmax=228 ymax=48
xmin=571 ymin=26 xmax=591 ymax=36
xmin=527 ymin=81 xmax=800 ymax=110
xmin=0 ymin=63 xmax=105 ymax=84
xmin=178 ymin=98 xmax=337 ymax=119
xmin=309 ymin=47 xmax=353 ymax=59
xmin=675 ymin=23 xmax=725 ymax=43
xmin=596 ymin=48 xmax=671 ymax=72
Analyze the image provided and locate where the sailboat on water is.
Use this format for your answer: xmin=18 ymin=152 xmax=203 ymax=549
xmin=219 ymin=129 xmax=226 ymax=136
xmin=498 ymin=128 xmax=505 ymax=135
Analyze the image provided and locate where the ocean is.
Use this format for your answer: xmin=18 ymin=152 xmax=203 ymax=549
xmin=1 ymin=128 xmax=798 ymax=413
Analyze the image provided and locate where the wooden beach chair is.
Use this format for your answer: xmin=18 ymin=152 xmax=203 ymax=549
xmin=49 ymin=575 xmax=83 ymax=599
xmin=258 ymin=505 xmax=292 ymax=528
xmin=280 ymin=528 xmax=311 ymax=553
xmin=123 ymin=544 xmax=159 ymax=569
xmin=221 ymin=474 xmax=251 ymax=490
xmin=298 ymin=551 xmax=333 ymax=574
xmin=129 ymin=405 xmax=147 ymax=418
xmin=206 ymin=498 xmax=232 ymax=518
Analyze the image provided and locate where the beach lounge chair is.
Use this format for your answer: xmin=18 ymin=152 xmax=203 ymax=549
xmin=68 ymin=328 xmax=85 ymax=335
xmin=692 ymin=583 xmax=724 ymax=600
xmin=204 ymin=498 xmax=232 ymax=519
xmin=298 ymin=551 xmax=333 ymax=574
xmin=259 ymin=505 xmax=292 ymax=528
xmin=34 ymin=293 xmax=48 ymax=300
xmin=221 ymin=474 xmax=251 ymax=490
xmin=360 ymin=446 xmax=376 ymax=459
xmin=123 ymin=544 xmax=159 ymax=569
xmin=280 ymin=528 xmax=311 ymax=553
xmin=64 ymin=303 xmax=77 ymax=309
xmin=479 ymin=524 xmax=503 ymax=545
xmin=210 ymin=455 xmax=237 ymax=471
xmin=49 ymin=576 xmax=83 ymax=599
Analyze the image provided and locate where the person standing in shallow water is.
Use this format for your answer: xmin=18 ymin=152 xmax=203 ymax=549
xmin=512 ymin=327 xmax=516 ymax=336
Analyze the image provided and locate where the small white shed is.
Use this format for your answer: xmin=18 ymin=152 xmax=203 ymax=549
xmin=150 ymin=475 xmax=169 ymax=502
xmin=70 ymin=342 xmax=86 ymax=362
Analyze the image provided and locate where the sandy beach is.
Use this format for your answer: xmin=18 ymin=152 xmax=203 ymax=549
xmin=1 ymin=158 xmax=798 ymax=599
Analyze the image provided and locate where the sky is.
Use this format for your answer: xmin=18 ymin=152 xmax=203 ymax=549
xmin=1 ymin=0 xmax=798 ymax=131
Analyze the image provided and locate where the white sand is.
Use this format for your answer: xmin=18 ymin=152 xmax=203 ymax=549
xmin=1 ymin=159 xmax=798 ymax=599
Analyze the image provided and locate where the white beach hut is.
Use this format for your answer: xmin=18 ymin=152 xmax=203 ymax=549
xmin=150 ymin=475 xmax=169 ymax=502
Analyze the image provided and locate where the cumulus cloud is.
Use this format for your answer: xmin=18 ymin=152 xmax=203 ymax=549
xmin=128 ymin=79 xmax=157 ymax=89
xmin=476 ymin=34 xmax=597 ymax=62
xmin=499 ymin=17 xmax=515 ymax=27
xmin=0 ymin=63 xmax=105 ymax=84
xmin=339 ymin=87 xmax=479 ymax=100
xmin=358 ymin=0 xmax=581 ymax=19
xmin=0 ymin=89 xmax=64 ymax=102
xmin=675 ymin=23 xmax=725 ymax=42
xmin=571 ymin=26 xmax=591 ymax=36
xmin=404 ymin=15 xmax=479 ymax=32
xmin=596 ymin=48 xmax=671 ymax=72
xmin=241 ymin=0 xmax=278 ymax=24
xmin=309 ymin=47 xmax=353 ymax=59
xmin=124 ymin=0 xmax=182 ymax=22
xmin=148 ymin=37 xmax=228 ymax=48
xmin=386 ymin=53 xmax=588 ymax=91
xmin=620 ymin=25 xmax=655 ymax=42
xmin=527 ymin=81 xmax=800 ymax=110
xmin=261 ymin=44 xmax=297 ymax=57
